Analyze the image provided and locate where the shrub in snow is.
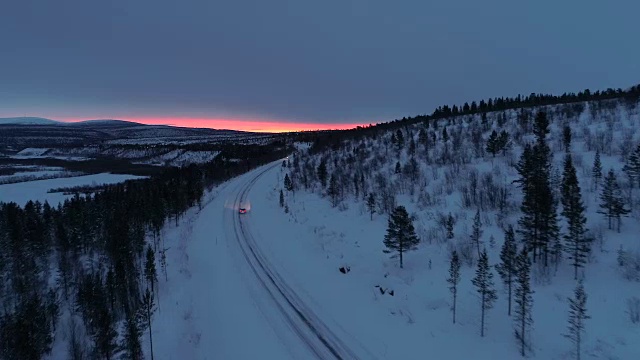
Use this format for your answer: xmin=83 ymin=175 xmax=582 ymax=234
xmin=618 ymin=249 xmax=640 ymax=282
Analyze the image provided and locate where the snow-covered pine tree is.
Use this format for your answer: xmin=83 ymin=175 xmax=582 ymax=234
xmin=140 ymin=288 xmax=156 ymax=360
xmin=514 ymin=249 xmax=534 ymax=357
xmin=471 ymin=249 xmax=497 ymax=337
xmin=284 ymin=173 xmax=294 ymax=192
xmin=496 ymin=225 xmax=518 ymax=316
xmin=471 ymin=209 xmax=483 ymax=259
xmin=447 ymin=250 xmax=461 ymax=324
xmin=592 ymin=150 xmax=603 ymax=191
xmin=123 ymin=308 xmax=143 ymax=360
xmin=486 ymin=130 xmax=499 ymax=157
xmin=279 ymin=189 xmax=285 ymax=208
xmin=563 ymin=124 xmax=572 ymax=152
xmin=145 ymin=246 xmax=158 ymax=298
xmin=561 ymin=154 xmax=589 ymax=280
xmin=383 ymin=206 xmax=420 ymax=269
xmin=564 ymin=280 xmax=590 ymax=360
xmin=317 ymin=159 xmax=328 ymax=188
xmin=446 ymin=213 xmax=455 ymax=240
xmin=366 ymin=193 xmax=376 ymax=220
xmin=622 ymin=144 xmax=640 ymax=190
xmin=515 ymin=112 xmax=559 ymax=266
xmin=498 ymin=130 xmax=511 ymax=156
xmin=598 ymin=169 xmax=630 ymax=232
xmin=328 ymin=173 xmax=340 ymax=207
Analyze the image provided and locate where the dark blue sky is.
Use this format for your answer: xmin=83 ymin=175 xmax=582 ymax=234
xmin=1 ymin=0 xmax=638 ymax=127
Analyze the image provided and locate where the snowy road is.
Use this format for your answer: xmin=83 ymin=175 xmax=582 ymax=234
xmin=156 ymin=161 xmax=374 ymax=359
xmin=224 ymin=163 xmax=374 ymax=360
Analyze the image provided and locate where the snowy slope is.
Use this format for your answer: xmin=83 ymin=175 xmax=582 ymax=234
xmin=269 ymin=100 xmax=640 ymax=359
xmin=145 ymin=99 xmax=640 ymax=360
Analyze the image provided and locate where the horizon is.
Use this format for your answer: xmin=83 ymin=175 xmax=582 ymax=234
xmin=0 ymin=115 xmax=374 ymax=133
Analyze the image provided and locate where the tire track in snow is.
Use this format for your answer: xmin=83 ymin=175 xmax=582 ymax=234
xmin=228 ymin=163 xmax=377 ymax=360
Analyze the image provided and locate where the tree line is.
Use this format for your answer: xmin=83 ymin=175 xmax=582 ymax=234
xmin=0 ymin=142 xmax=290 ymax=359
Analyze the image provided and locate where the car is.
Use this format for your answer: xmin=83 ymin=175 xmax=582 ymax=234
xmin=239 ymin=208 xmax=247 ymax=214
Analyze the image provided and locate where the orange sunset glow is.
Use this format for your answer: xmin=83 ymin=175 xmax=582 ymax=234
xmin=63 ymin=117 xmax=373 ymax=133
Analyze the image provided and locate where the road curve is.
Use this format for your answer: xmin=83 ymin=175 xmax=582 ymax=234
xmin=224 ymin=162 xmax=376 ymax=360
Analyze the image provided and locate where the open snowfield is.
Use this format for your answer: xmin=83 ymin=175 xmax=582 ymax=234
xmin=0 ymin=173 xmax=146 ymax=206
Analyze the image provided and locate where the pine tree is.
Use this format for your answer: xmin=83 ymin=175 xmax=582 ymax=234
xmin=284 ymin=173 xmax=294 ymax=192
xmin=383 ymin=206 xmax=420 ymax=269
xmin=486 ymin=130 xmax=499 ymax=157
xmin=140 ymin=288 xmax=156 ymax=360
xmin=123 ymin=308 xmax=143 ymax=360
xmin=471 ymin=209 xmax=483 ymax=259
xmin=317 ymin=159 xmax=328 ymax=188
xmin=94 ymin=306 xmax=118 ymax=360
xmin=366 ymin=193 xmax=376 ymax=220
xmin=498 ymin=130 xmax=511 ymax=156
xmin=562 ymin=155 xmax=589 ymax=280
xmin=563 ymin=125 xmax=572 ymax=152
xmin=622 ymin=144 xmax=640 ymax=189
xmin=279 ymin=189 xmax=285 ymax=208
xmin=495 ymin=225 xmax=517 ymax=316
xmin=395 ymin=161 xmax=401 ymax=174
xmin=564 ymin=280 xmax=590 ymax=360
xmin=472 ymin=249 xmax=497 ymax=337
xmin=446 ymin=213 xmax=455 ymax=240
xmin=592 ymin=150 xmax=602 ymax=191
xmin=395 ymin=129 xmax=404 ymax=150
xmin=514 ymin=249 xmax=534 ymax=357
xmin=515 ymin=112 xmax=559 ymax=266
xmin=145 ymin=246 xmax=158 ymax=298
xmin=447 ymin=250 xmax=461 ymax=324
xmin=598 ymin=169 xmax=630 ymax=232
xmin=328 ymin=174 xmax=340 ymax=207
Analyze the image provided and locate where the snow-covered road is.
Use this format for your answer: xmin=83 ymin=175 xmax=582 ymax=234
xmin=154 ymin=161 xmax=373 ymax=359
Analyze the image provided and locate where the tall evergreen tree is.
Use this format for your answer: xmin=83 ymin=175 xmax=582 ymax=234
xmin=592 ymin=150 xmax=603 ymax=191
xmin=495 ymin=225 xmax=518 ymax=316
xmin=486 ymin=130 xmax=499 ymax=157
xmin=328 ymin=174 xmax=340 ymax=207
xmin=145 ymin=246 xmax=158 ymax=298
xmin=598 ymin=169 xmax=630 ymax=232
xmin=622 ymin=144 xmax=640 ymax=188
xmin=515 ymin=111 xmax=559 ymax=266
xmin=279 ymin=189 xmax=285 ymax=208
xmin=122 ymin=308 xmax=143 ymax=360
xmin=498 ymin=130 xmax=511 ymax=156
xmin=317 ymin=159 xmax=328 ymax=188
xmin=563 ymin=125 xmax=572 ymax=152
xmin=514 ymin=249 xmax=534 ymax=357
xmin=284 ymin=173 xmax=294 ymax=192
xmin=140 ymin=288 xmax=156 ymax=360
xmin=383 ymin=206 xmax=420 ymax=269
xmin=366 ymin=193 xmax=376 ymax=220
xmin=447 ymin=250 xmax=461 ymax=324
xmin=472 ymin=249 xmax=497 ymax=337
xmin=564 ymin=280 xmax=590 ymax=360
xmin=471 ymin=209 xmax=483 ymax=259
xmin=561 ymin=155 xmax=589 ymax=280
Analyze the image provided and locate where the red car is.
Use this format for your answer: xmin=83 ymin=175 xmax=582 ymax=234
xmin=239 ymin=208 xmax=247 ymax=214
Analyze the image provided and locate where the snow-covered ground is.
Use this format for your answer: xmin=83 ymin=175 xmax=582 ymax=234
xmin=0 ymin=173 xmax=147 ymax=206
xmin=120 ymin=101 xmax=640 ymax=360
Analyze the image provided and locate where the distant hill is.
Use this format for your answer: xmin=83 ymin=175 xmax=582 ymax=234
xmin=0 ymin=117 xmax=61 ymax=125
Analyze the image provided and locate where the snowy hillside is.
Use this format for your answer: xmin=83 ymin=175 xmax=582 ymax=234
xmin=0 ymin=117 xmax=60 ymax=125
xmin=270 ymin=99 xmax=640 ymax=359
